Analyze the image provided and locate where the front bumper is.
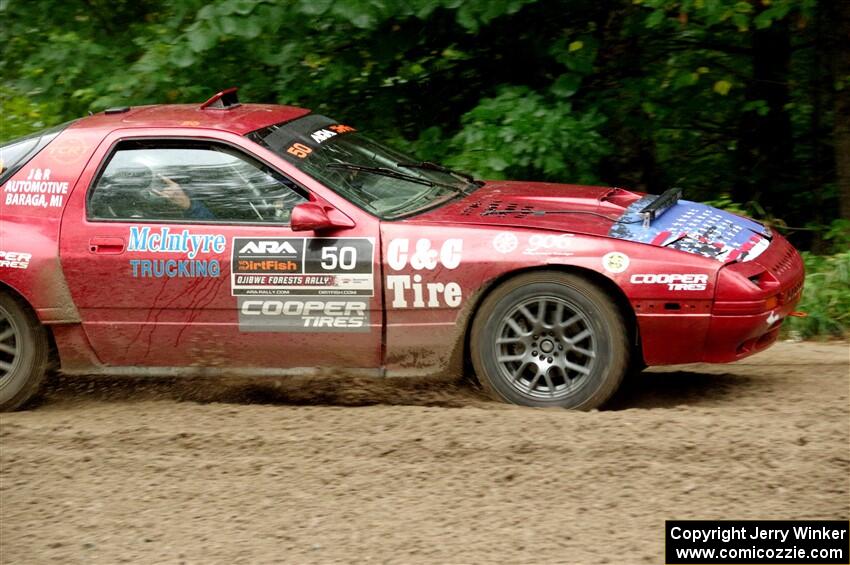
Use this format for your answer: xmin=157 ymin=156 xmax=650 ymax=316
xmin=703 ymin=234 xmax=805 ymax=362
xmin=637 ymin=233 xmax=805 ymax=365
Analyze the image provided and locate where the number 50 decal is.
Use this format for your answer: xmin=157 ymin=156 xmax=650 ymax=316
xmin=320 ymin=246 xmax=357 ymax=270
xmin=286 ymin=143 xmax=312 ymax=159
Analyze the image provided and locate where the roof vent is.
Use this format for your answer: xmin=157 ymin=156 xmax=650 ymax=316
xmin=200 ymin=87 xmax=240 ymax=110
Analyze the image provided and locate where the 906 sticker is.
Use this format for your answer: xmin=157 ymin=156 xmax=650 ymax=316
xmin=231 ymin=237 xmax=374 ymax=296
xmin=525 ymin=233 xmax=574 ymax=256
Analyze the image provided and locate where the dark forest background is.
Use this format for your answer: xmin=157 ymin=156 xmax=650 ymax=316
xmin=2 ymin=0 xmax=849 ymax=253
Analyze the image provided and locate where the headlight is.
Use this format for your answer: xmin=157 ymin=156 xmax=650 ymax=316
xmin=713 ymin=261 xmax=780 ymax=315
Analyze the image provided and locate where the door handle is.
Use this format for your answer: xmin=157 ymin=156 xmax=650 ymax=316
xmin=89 ymin=237 xmax=125 ymax=254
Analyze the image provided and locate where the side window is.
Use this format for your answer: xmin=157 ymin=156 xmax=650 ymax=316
xmin=88 ymin=140 xmax=307 ymax=223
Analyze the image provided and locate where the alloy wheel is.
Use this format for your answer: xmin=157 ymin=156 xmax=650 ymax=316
xmin=494 ymin=296 xmax=597 ymax=400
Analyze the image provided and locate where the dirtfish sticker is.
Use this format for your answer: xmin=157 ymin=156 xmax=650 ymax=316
xmin=127 ymin=226 xmax=225 ymax=278
xmin=386 ymin=238 xmax=463 ymax=309
xmin=4 ymin=168 xmax=69 ymax=209
xmin=0 ymin=251 xmax=31 ymax=270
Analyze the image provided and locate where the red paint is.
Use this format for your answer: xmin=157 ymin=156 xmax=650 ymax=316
xmin=0 ymin=101 xmax=805 ymax=377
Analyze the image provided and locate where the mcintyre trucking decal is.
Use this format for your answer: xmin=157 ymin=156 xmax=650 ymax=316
xmin=127 ymin=226 xmax=225 ymax=278
xmin=386 ymin=238 xmax=463 ymax=309
xmin=610 ymin=196 xmax=770 ymax=263
xmin=231 ymin=237 xmax=374 ymax=296
xmin=238 ymin=297 xmax=370 ymax=332
xmin=3 ymin=168 xmax=69 ymax=209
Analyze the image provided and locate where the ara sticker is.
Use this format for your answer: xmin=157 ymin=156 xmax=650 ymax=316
xmin=602 ymin=251 xmax=630 ymax=274
xmin=231 ymin=237 xmax=374 ymax=296
xmin=285 ymin=124 xmax=356 ymax=159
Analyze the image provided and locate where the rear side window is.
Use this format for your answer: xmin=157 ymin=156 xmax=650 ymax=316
xmin=0 ymin=121 xmax=76 ymax=185
xmin=88 ymin=140 xmax=308 ymax=224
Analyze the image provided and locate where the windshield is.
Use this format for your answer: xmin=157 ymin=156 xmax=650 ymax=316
xmin=247 ymin=114 xmax=475 ymax=219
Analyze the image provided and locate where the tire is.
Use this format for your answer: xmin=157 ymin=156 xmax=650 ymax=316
xmin=0 ymin=293 xmax=49 ymax=411
xmin=470 ymin=271 xmax=629 ymax=410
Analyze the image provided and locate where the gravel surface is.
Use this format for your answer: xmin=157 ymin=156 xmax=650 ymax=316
xmin=1 ymin=341 xmax=848 ymax=564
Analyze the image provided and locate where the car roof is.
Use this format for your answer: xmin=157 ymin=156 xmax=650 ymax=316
xmin=67 ymin=103 xmax=312 ymax=136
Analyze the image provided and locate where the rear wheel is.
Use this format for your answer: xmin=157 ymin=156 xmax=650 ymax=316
xmin=470 ymin=272 xmax=629 ymax=409
xmin=0 ymin=294 xmax=49 ymax=411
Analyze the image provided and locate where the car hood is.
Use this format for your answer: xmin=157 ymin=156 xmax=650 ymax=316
xmin=413 ymin=180 xmax=772 ymax=262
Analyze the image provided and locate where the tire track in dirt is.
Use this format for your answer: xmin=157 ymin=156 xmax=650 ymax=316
xmin=1 ymin=342 xmax=847 ymax=564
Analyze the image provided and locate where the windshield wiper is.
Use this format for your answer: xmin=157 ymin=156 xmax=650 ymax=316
xmin=396 ymin=160 xmax=483 ymax=186
xmin=326 ymin=162 xmax=466 ymax=193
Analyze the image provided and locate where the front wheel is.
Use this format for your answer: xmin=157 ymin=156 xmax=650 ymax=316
xmin=0 ymin=294 xmax=49 ymax=411
xmin=470 ymin=272 xmax=629 ymax=410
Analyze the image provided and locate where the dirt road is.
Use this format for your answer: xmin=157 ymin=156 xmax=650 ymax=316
xmin=1 ymin=341 xmax=848 ymax=564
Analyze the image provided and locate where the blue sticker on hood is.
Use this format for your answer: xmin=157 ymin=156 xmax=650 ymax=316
xmin=609 ymin=196 xmax=771 ymax=262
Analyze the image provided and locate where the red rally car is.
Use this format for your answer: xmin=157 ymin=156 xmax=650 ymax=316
xmin=0 ymin=88 xmax=805 ymax=411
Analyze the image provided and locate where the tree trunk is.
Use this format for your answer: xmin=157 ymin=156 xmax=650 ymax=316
xmin=595 ymin=4 xmax=665 ymax=192
xmin=831 ymin=1 xmax=850 ymax=220
xmin=732 ymin=17 xmax=793 ymax=212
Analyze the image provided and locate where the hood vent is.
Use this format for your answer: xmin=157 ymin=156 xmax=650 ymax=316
xmin=459 ymin=201 xmax=483 ymax=216
xmin=478 ymin=200 xmax=535 ymax=218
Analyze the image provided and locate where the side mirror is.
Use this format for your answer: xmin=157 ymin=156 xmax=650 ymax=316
xmin=290 ymin=202 xmax=355 ymax=232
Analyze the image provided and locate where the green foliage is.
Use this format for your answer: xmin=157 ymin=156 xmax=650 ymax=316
xmin=0 ymin=0 xmax=841 ymax=208
xmin=0 ymin=87 xmax=62 ymax=141
xmin=701 ymin=194 xmax=750 ymax=216
xmin=446 ymin=87 xmax=611 ymax=182
xmin=784 ymin=251 xmax=850 ymax=339
xmin=2 ymin=1 xmax=848 ymax=339
xmin=821 ymin=219 xmax=850 ymax=251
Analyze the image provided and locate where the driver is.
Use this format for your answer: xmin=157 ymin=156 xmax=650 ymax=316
xmin=152 ymin=174 xmax=215 ymax=220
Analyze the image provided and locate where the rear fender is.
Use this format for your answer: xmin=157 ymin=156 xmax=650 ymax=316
xmin=0 ymin=125 xmax=100 ymax=322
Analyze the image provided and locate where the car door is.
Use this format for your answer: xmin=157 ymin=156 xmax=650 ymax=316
xmin=59 ymin=129 xmax=382 ymax=370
